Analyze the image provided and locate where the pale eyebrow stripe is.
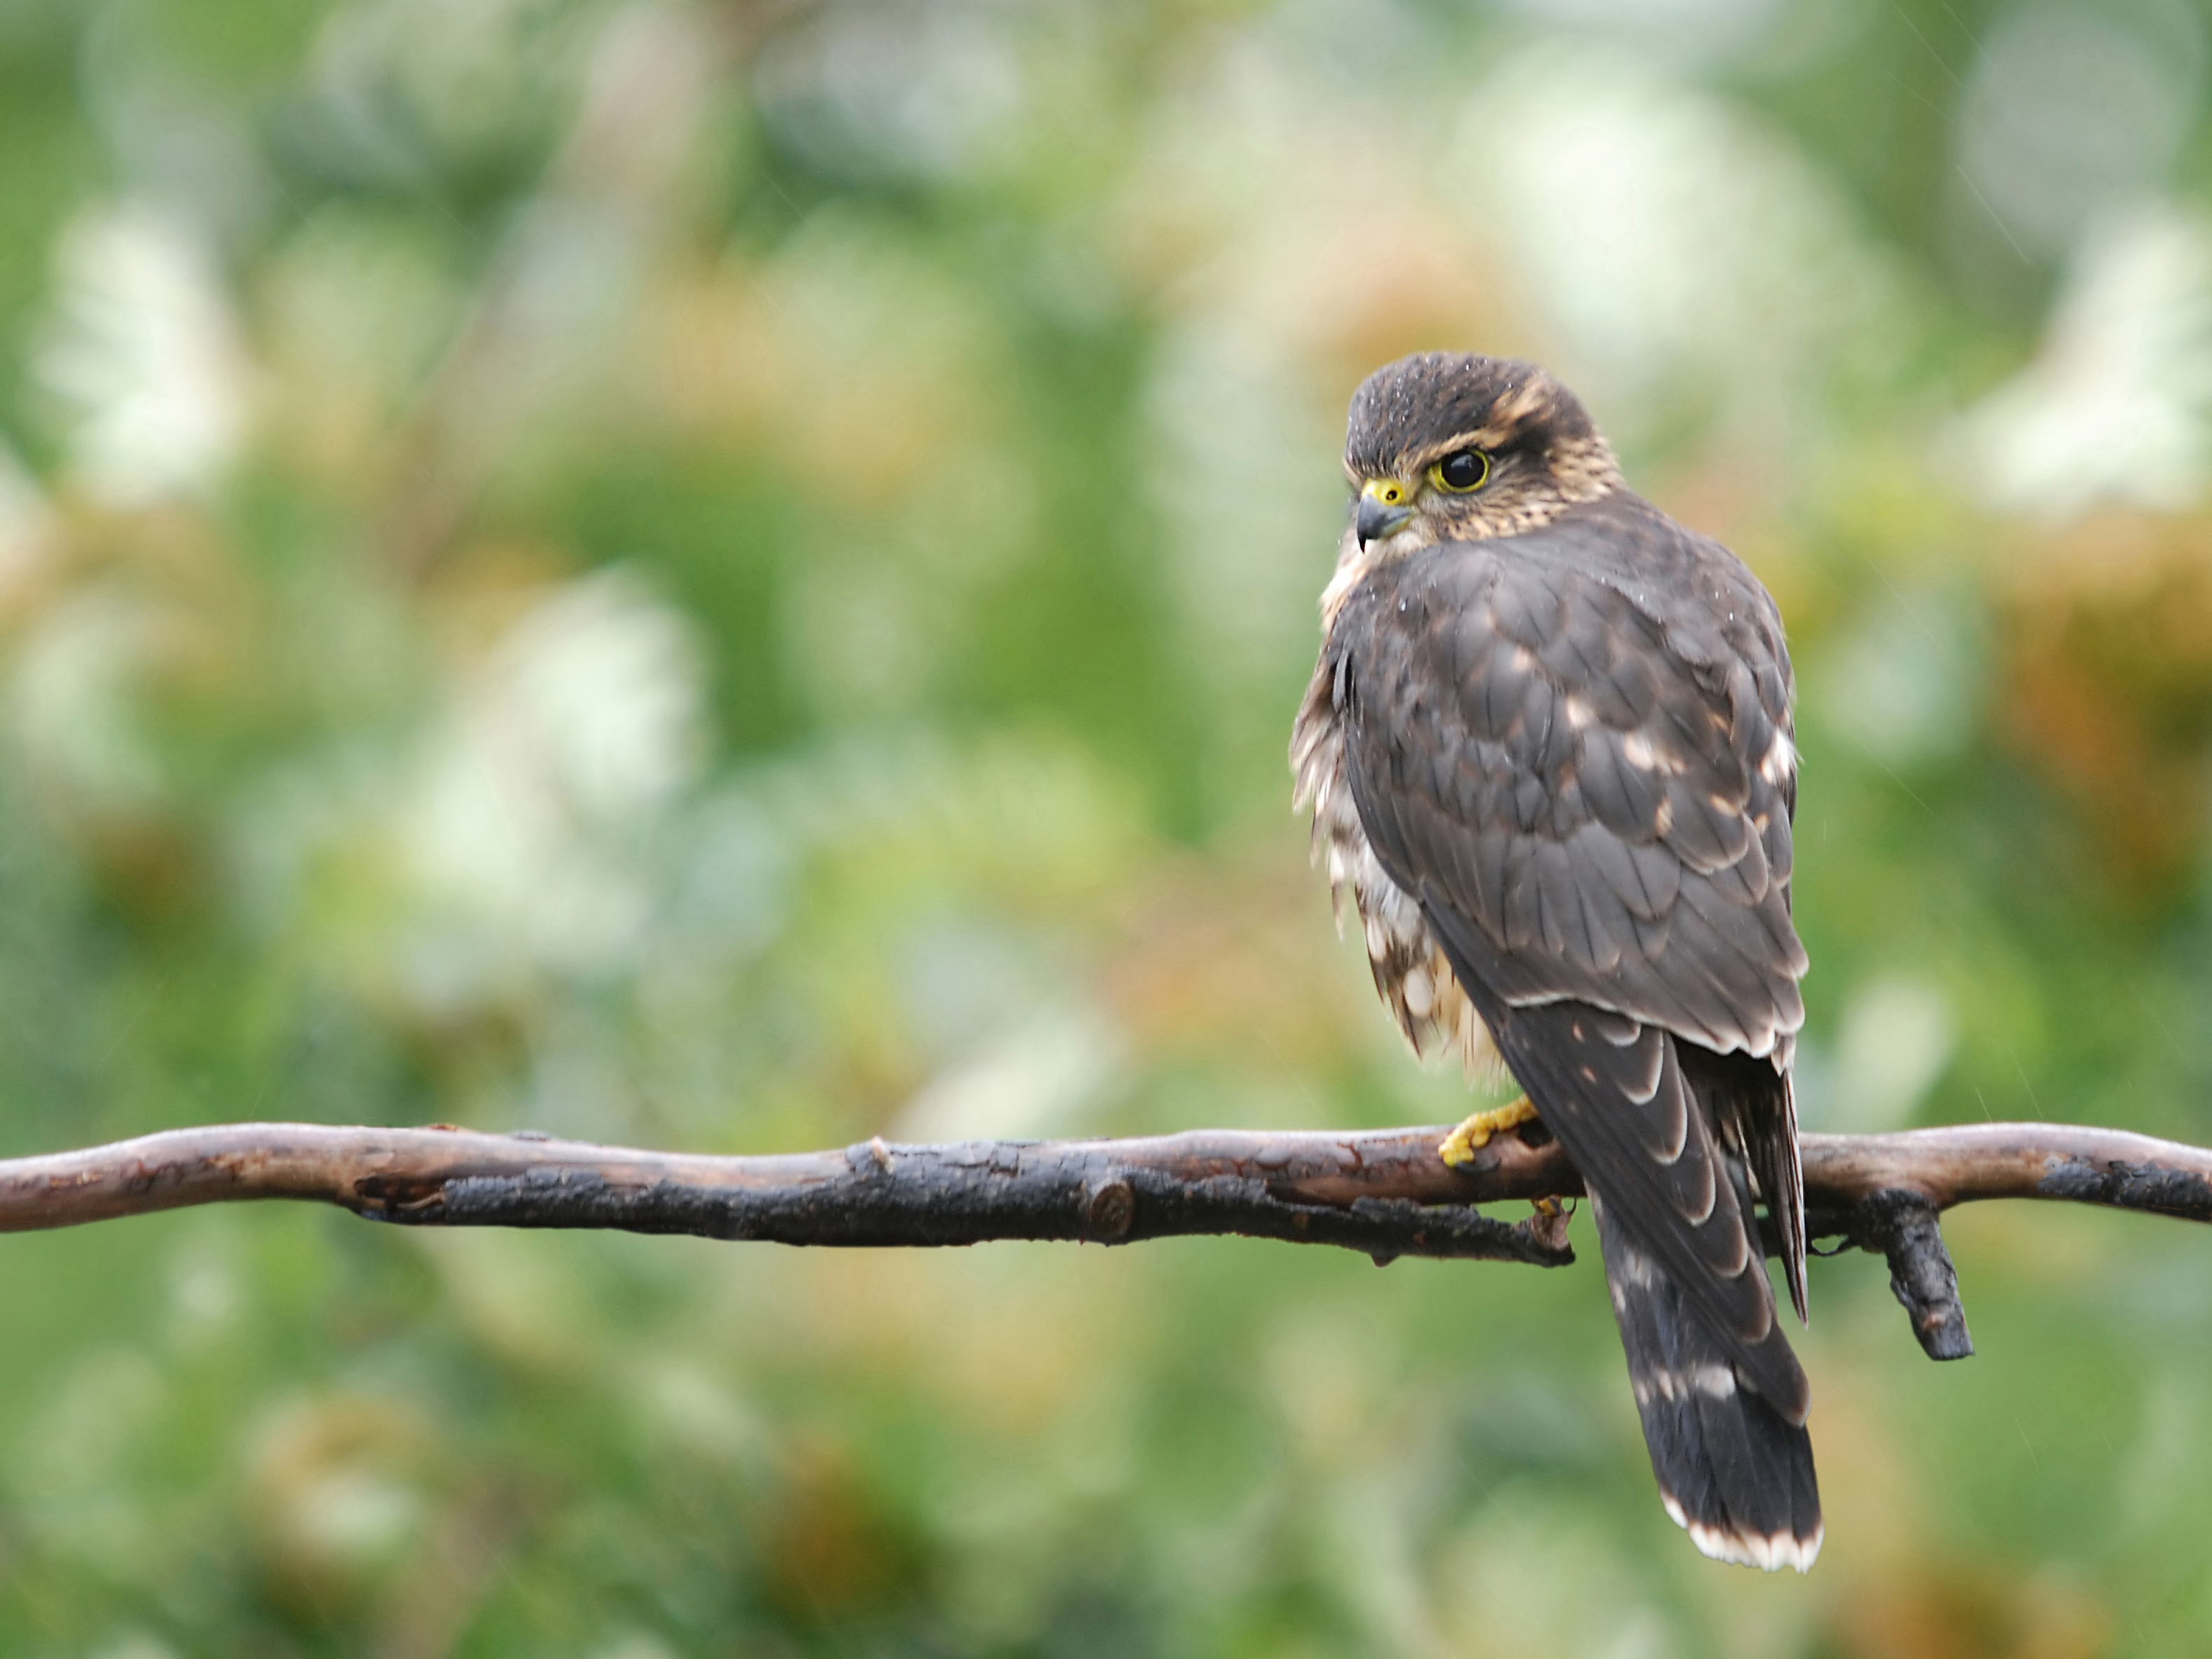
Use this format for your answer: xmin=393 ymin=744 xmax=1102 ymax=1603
xmin=1404 ymin=428 xmax=1509 ymax=470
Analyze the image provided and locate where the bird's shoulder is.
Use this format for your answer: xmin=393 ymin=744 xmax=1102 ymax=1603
xmin=1331 ymin=491 xmax=1790 ymax=708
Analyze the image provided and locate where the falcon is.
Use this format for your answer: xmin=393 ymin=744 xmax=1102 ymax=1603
xmin=1291 ymin=352 xmax=1819 ymax=1571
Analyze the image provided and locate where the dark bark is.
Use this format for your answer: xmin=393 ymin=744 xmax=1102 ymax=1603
xmin=1821 ymin=1191 xmax=1974 ymax=1361
xmin=0 ymin=1116 xmax=2206 ymax=1356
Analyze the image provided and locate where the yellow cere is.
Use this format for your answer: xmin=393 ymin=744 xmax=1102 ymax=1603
xmin=1362 ymin=477 xmax=1412 ymax=506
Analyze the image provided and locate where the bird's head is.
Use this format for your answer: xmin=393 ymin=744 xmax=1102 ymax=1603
xmin=1341 ymin=352 xmax=1622 ymax=554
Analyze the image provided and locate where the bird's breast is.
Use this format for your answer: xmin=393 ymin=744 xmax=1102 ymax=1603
xmin=1292 ymin=643 xmax=1499 ymax=1079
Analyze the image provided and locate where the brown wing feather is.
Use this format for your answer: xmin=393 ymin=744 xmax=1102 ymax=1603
xmin=1334 ymin=491 xmax=1810 ymax=1320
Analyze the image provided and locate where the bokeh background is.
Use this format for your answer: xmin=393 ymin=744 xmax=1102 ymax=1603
xmin=0 ymin=0 xmax=2208 ymax=1652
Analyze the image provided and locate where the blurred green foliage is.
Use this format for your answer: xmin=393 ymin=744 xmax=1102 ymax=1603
xmin=1 ymin=0 xmax=2211 ymax=1652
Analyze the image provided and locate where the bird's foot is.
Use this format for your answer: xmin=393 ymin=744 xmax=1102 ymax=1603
xmin=1525 ymin=1195 xmax=1573 ymax=1253
xmin=1437 ymin=1095 xmax=1538 ymax=1167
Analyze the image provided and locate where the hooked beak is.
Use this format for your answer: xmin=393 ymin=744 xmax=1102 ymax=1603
xmin=1355 ymin=479 xmax=1413 ymax=547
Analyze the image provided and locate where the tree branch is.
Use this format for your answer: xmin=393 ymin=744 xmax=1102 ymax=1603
xmin=0 ymin=1117 xmax=2205 ymax=1359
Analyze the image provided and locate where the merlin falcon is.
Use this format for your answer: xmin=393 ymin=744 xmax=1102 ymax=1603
xmin=1292 ymin=352 xmax=1819 ymax=1571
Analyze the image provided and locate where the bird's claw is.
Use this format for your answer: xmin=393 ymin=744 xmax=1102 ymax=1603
xmin=1437 ymin=1095 xmax=1539 ymax=1166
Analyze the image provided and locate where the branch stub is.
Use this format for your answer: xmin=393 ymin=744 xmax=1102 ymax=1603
xmin=1085 ymin=1177 xmax=1135 ymax=1240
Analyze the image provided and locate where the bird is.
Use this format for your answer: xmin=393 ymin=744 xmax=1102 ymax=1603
xmin=1290 ymin=351 xmax=1819 ymax=1572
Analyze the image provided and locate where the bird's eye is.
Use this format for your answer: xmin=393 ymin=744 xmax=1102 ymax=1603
xmin=1430 ymin=451 xmax=1490 ymax=493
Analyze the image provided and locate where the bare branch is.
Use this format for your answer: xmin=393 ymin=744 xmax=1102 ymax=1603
xmin=1799 ymin=1122 xmax=2212 ymax=1219
xmin=1793 ymin=1121 xmax=2212 ymax=1359
xmin=0 ymin=1119 xmax=2203 ymax=1303
xmin=0 ymin=1121 xmax=1578 ymax=1266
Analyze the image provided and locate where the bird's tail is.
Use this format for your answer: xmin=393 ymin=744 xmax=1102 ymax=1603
xmin=1589 ymin=1190 xmax=1823 ymax=1572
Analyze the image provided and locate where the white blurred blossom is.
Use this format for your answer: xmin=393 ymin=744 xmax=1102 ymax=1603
xmin=1955 ymin=2 xmax=2204 ymax=259
xmin=1455 ymin=48 xmax=1896 ymax=438
xmin=233 ymin=570 xmax=708 ymax=1017
xmin=34 ymin=202 xmax=248 ymax=506
xmin=0 ymin=442 xmax=59 ymax=604
xmin=480 ymin=569 xmax=706 ymax=825
xmin=87 ymin=1638 xmax=182 ymax=1659
xmin=589 ymin=1634 xmax=683 ymax=1659
xmin=394 ymin=569 xmax=706 ymax=995
xmin=8 ymin=587 xmax=171 ymax=813
xmin=1957 ymin=202 xmax=2212 ymax=518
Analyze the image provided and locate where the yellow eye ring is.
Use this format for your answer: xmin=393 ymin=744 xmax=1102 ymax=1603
xmin=1429 ymin=450 xmax=1490 ymax=493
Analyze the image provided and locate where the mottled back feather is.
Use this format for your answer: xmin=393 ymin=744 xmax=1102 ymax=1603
xmin=1326 ymin=493 xmax=1810 ymax=1322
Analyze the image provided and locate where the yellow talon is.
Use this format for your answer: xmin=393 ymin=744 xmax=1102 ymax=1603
xmin=1437 ymin=1095 xmax=1539 ymax=1166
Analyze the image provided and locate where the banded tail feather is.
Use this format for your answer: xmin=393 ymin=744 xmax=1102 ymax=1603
xmin=1590 ymin=1193 xmax=1822 ymax=1571
xmin=1447 ymin=985 xmax=1822 ymax=1572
